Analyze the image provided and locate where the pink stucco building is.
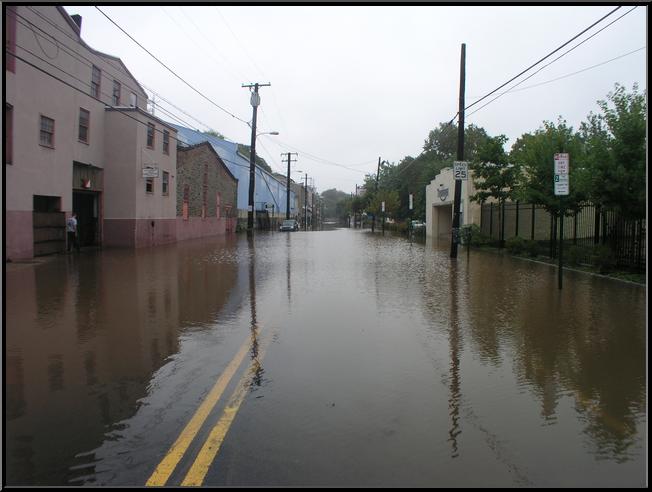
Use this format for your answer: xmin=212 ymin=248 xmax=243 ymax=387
xmin=5 ymin=5 xmax=178 ymax=259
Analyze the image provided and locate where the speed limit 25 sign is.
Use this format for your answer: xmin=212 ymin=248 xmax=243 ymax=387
xmin=454 ymin=161 xmax=468 ymax=181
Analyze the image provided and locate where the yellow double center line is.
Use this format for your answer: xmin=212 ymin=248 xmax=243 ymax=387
xmin=146 ymin=329 xmax=270 ymax=486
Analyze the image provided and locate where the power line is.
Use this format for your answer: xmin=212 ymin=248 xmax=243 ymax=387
xmin=448 ymin=5 xmax=623 ymax=125
xmin=466 ymin=6 xmax=640 ymax=118
xmin=505 ymin=46 xmax=646 ymax=95
xmin=95 ymin=6 xmax=250 ymax=126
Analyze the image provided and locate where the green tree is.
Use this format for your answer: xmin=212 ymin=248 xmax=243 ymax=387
xmin=237 ymin=144 xmax=273 ymax=174
xmin=321 ymin=188 xmax=350 ymax=219
xmin=470 ymin=135 xmax=520 ymax=246
xmin=580 ymin=83 xmax=646 ymax=219
xmin=510 ymin=118 xmax=587 ymax=216
xmin=202 ymin=129 xmax=225 ymax=139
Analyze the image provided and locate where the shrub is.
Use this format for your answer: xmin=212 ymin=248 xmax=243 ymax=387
xmin=505 ymin=236 xmax=526 ymax=255
xmin=566 ymin=245 xmax=583 ymax=266
xmin=524 ymin=240 xmax=540 ymax=258
xmin=461 ymin=224 xmax=490 ymax=246
xmin=592 ymin=245 xmax=616 ymax=273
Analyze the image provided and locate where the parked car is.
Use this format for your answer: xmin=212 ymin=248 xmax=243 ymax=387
xmin=411 ymin=220 xmax=425 ymax=229
xmin=280 ymin=219 xmax=300 ymax=232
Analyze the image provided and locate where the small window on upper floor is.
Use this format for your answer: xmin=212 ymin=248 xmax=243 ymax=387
xmin=147 ymin=123 xmax=155 ymax=149
xmin=130 ymin=92 xmax=137 ymax=107
xmin=78 ymin=108 xmax=90 ymax=143
xmin=162 ymin=171 xmax=169 ymax=195
xmin=91 ymin=65 xmax=101 ymax=98
xmin=6 ymin=6 xmax=16 ymax=73
xmin=146 ymin=177 xmax=154 ymax=194
xmin=39 ymin=115 xmax=55 ymax=148
xmin=163 ymin=130 xmax=170 ymax=154
xmin=112 ymin=80 xmax=121 ymax=105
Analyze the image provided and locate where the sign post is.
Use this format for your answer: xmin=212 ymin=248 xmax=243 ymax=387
xmin=554 ymin=153 xmax=569 ymax=290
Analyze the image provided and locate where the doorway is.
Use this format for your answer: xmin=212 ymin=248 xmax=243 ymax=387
xmin=73 ymin=191 xmax=100 ymax=247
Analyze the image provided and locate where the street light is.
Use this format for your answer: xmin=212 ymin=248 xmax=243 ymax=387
xmin=257 ymin=131 xmax=279 ymax=137
xmin=243 ymin=82 xmax=271 ymax=234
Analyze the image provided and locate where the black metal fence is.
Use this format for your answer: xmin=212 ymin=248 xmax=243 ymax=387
xmin=480 ymin=202 xmax=646 ymax=272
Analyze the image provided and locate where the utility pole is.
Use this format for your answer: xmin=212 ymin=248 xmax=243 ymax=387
xmin=450 ymin=44 xmax=465 ymax=259
xmin=372 ymin=157 xmax=381 ymax=233
xmin=355 ymin=184 xmax=359 ymax=228
xmin=304 ymin=173 xmax=308 ymax=231
xmin=242 ymin=82 xmax=271 ymax=234
xmin=282 ymin=152 xmax=298 ymax=220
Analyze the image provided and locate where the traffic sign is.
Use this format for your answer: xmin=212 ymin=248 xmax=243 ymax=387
xmin=553 ymin=153 xmax=570 ymax=195
xmin=453 ymin=161 xmax=468 ymax=181
xmin=554 ymin=153 xmax=569 ymax=174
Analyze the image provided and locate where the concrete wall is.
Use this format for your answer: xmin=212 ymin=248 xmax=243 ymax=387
xmin=103 ymin=108 xmax=177 ymax=248
xmin=425 ymin=167 xmax=481 ymax=238
xmin=5 ymin=5 xmax=149 ymax=259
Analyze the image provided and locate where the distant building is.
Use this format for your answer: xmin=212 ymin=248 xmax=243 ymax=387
xmin=424 ymin=167 xmax=481 ymax=238
xmin=176 ymin=142 xmax=238 ymax=240
xmin=171 ymin=124 xmax=297 ymax=228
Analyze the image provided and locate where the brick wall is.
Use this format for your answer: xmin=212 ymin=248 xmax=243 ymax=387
xmin=177 ymin=143 xmax=237 ymax=219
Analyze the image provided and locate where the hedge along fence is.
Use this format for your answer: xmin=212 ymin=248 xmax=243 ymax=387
xmin=479 ymin=202 xmax=645 ymax=272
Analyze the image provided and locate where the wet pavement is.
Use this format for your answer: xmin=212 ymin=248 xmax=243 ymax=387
xmin=4 ymin=229 xmax=647 ymax=486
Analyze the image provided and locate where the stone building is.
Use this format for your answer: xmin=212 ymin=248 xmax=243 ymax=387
xmin=176 ymin=142 xmax=238 ymax=240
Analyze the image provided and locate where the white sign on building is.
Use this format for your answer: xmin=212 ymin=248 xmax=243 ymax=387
xmin=142 ymin=166 xmax=159 ymax=178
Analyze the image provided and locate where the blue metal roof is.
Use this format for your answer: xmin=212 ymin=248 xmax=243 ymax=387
xmin=170 ymin=124 xmax=297 ymax=216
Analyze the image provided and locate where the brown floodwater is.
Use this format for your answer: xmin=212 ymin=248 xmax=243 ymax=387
xmin=4 ymin=229 xmax=647 ymax=486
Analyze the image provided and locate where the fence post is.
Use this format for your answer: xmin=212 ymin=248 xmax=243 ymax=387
xmin=489 ymin=202 xmax=493 ymax=239
xmin=573 ymin=210 xmax=578 ymax=245
xmin=531 ymin=204 xmax=536 ymax=240
xmin=550 ymin=211 xmax=555 ymax=258
xmin=515 ymin=200 xmax=519 ymax=238
xmin=594 ymin=204 xmax=601 ymax=244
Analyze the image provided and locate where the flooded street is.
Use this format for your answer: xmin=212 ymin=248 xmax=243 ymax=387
xmin=5 ymin=228 xmax=647 ymax=487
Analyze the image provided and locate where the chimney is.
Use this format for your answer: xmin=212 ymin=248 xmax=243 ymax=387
xmin=71 ymin=14 xmax=82 ymax=32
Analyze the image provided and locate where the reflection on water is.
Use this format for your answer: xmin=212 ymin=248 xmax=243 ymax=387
xmin=4 ymin=229 xmax=647 ymax=486
xmin=5 ymin=237 xmax=240 ymax=485
xmin=421 ymin=236 xmax=646 ymax=476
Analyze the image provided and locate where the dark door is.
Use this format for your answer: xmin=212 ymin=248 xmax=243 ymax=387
xmin=73 ymin=191 xmax=98 ymax=247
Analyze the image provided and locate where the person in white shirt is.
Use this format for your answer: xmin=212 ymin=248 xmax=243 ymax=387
xmin=66 ymin=213 xmax=80 ymax=252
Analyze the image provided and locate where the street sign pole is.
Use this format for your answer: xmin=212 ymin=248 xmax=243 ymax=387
xmin=554 ymin=153 xmax=570 ymax=290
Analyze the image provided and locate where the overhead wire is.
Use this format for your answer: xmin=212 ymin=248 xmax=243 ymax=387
xmin=466 ymin=6 xmax=640 ymax=118
xmin=447 ymin=5 xmax=623 ymax=125
xmin=95 ymin=6 xmax=251 ymax=126
xmin=505 ymin=46 xmax=646 ymax=94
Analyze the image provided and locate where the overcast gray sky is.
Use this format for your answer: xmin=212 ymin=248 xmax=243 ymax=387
xmin=64 ymin=5 xmax=647 ymax=194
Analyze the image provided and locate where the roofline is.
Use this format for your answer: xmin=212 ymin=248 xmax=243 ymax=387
xmin=56 ymin=6 xmax=148 ymax=97
xmin=178 ymin=141 xmax=238 ymax=183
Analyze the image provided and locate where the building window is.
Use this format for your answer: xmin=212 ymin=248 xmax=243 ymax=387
xmin=145 ymin=177 xmax=154 ymax=194
xmin=162 ymin=171 xmax=169 ymax=195
xmin=147 ymin=123 xmax=155 ymax=148
xmin=39 ymin=115 xmax=55 ymax=148
xmin=6 ymin=104 xmax=13 ymax=164
xmin=6 ymin=6 xmax=16 ymax=73
xmin=130 ymin=92 xmax=137 ymax=107
xmin=112 ymin=80 xmax=121 ymax=105
xmin=78 ymin=108 xmax=90 ymax=143
xmin=91 ymin=65 xmax=101 ymax=98
xmin=163 ymin=130 xmax=170 ymax=154
xmin=216 ymin=192 xmax=221 ymax=218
